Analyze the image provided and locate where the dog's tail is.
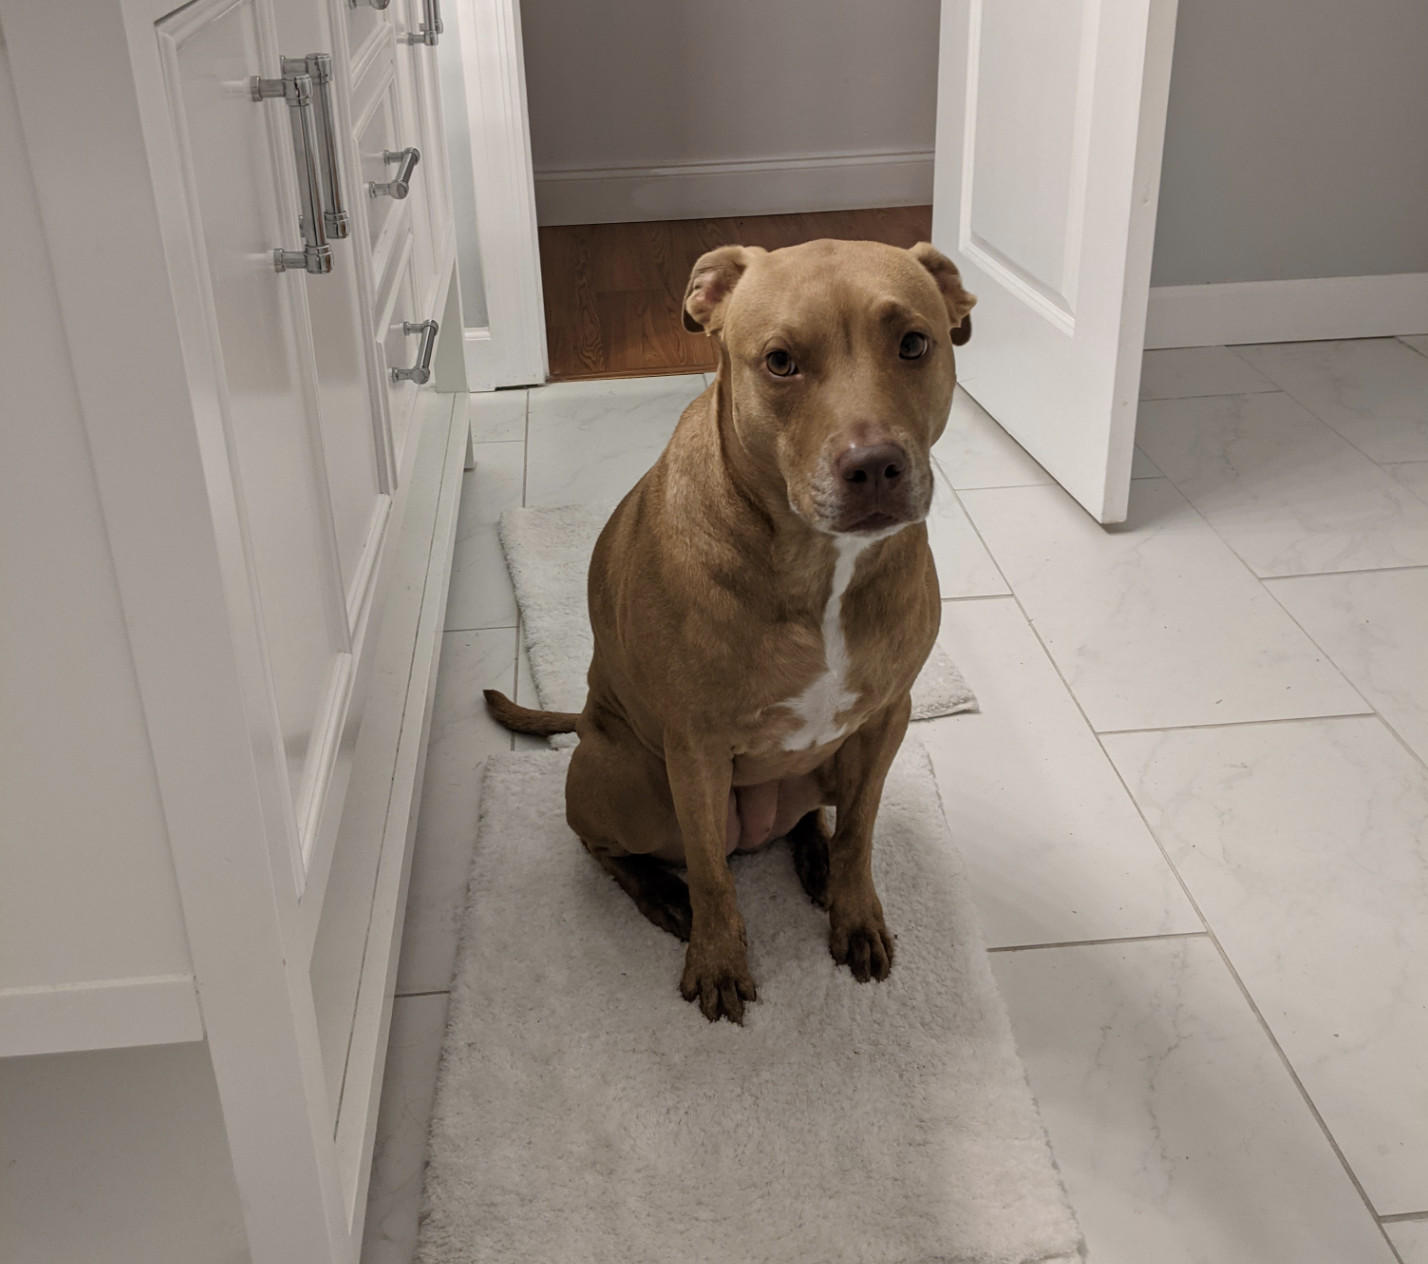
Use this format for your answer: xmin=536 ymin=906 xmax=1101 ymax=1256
xmin=483 ymin=689 xmax=580 ymax=737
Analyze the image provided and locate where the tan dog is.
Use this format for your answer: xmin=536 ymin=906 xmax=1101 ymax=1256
xmin=487 ymin=238 xmax=975 ymax=1023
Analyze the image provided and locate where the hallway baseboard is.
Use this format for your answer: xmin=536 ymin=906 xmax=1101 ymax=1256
xmin=534 ymin=148 xmax=934 ymax=227
xmin=1146 ymin=273 xmax=1428 ymax=348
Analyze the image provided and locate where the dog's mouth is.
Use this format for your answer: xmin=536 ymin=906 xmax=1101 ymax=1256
xmin=840 ymin=510 xmax=909 ymax=535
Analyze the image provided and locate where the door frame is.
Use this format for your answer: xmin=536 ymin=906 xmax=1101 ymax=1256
xmin=448 ymin=0 xmax=549 ymax=389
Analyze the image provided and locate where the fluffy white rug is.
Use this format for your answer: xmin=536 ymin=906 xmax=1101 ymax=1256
xmin=418 ymin=742 xmax=1082 ymax=1264
xmin=498 ymin=506 xmax=977 ymax=743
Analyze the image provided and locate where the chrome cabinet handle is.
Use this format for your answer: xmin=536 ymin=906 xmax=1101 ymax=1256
xmin=283 ymin=54 xmax=350 ymax=240
xmin=392 ymin=320 xmax=438 ymax=384
xmin=369 ymin=147 xmax=420 ymax=200
xmin=348 ymin=0 xmax=390 ymax=8
xmin=402 ymin=0 xmax=442 ymax=45
xmin=252 ymin=70 xmax=333 ymax=275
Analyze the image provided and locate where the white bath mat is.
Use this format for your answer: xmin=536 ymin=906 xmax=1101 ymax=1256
xmin=498 ymin=505 xmax=978 ymax=736
xmin=418 ymin=742 xmax=1081 ymax=1264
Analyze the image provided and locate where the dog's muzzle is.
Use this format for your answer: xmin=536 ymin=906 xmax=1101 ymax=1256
xmin=828 ymin=441 xmax=925 ymax=534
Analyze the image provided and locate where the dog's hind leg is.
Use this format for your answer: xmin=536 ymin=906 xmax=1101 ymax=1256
xmin=580 ymin=837 xmax=693 ymax=941
xmin=788 ymin=809 xmax=832 ymax=909
xmin=566 ymin=701 xmax=694 ymax=940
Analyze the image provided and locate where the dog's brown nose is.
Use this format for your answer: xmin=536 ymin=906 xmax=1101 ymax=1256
xmin=836 ymin=443 xmax=907 ymax=491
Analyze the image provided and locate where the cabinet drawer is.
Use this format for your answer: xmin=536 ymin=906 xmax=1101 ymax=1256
xmin=352 ymin=58 xmax=415 ymax=276
xmin=395 ymin=0 xmax=452 ymax=272
xmin=375 ymin=233 xmax=423 ymax=471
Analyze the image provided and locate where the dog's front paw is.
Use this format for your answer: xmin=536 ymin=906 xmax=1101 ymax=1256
xmin=680 ymin=936 xmax=757 ymax=1024
xmin=829 ymin=902 xmax=895 ymax=983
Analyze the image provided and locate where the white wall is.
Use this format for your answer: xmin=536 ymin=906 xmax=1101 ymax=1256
xmin=520 ymin=0 xmax=941 ymax=224
xmin=1152 ymin=0 xmax=1428 ymax=286
xmin=519 ymin=0 xmax=1427 ymax=285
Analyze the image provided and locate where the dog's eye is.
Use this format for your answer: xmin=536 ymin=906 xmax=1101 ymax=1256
xmin=765 ymin=349 xmax=797 ymax=377
xmin=900 ymin=332 xmax=930 ymax=360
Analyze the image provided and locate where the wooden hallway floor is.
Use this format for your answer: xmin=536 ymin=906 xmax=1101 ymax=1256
xmin=538 ymin=205 xmax=933 ymax=382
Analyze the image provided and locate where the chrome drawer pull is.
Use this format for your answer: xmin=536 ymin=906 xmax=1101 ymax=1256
xmin=369 ymin=147 xmax=420 ymax=200
xmin=283 ymin=54 xmax=350 ymax=240
xmin=402 ymin=0 xmax=443 ymax=45
xmin=348 ymin=0 xmax=390 ymax=8
xmin=251 ymin=70 xmax=332 ymax=275
xmin=392 ymin=320 xmax=439 ymax=384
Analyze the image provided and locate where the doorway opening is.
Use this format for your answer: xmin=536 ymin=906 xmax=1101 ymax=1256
xmin=539 ymin=207 xmax=933 ymax=381
xmin=516 ymin=1 xmax=941 ymax=381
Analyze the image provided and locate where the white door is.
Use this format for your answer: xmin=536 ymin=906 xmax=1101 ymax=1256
xmin=931 ymin=0 xmax=1179 ymax=523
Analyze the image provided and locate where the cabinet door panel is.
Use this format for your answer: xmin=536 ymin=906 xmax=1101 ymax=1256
xmin=159 ymin=0 xmax=349 ymax=851
xmin=268 ymin=0 xmax=392 ymax=605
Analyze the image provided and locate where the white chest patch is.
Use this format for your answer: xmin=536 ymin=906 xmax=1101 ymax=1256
xmin=780 ymin=535 xmax=873 ymax=751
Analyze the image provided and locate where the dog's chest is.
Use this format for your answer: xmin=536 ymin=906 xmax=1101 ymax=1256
xmin=777 ymin=536 xmax=872 ymax=752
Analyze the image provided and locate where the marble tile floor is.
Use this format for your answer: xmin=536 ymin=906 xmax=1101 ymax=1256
xmin=364 ymin=339 xmax=1428 ymax=1264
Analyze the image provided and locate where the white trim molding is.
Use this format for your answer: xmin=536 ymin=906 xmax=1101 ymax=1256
xmin=0 ymin=975 xmax=203 ymax=1057
xmin=1146 ymin=273 xmax=1428 ymax=348
xmin=534 ymin=148 xmax=936 ymax=227
xmin=452 ymin=0 xmax=549 ymax=388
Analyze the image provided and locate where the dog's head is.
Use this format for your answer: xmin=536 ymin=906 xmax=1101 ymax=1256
xmin=683 ymin=239 xmax=975 ymax=537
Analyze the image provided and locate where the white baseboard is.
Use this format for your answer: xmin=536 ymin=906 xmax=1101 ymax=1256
xmin=534 ymin=148 xmax=935 ymax=227
xmin=1146 ymin=273 xmax=1428 ymax=348
xmin=0 ymin=974 xmax=203 ymax=1056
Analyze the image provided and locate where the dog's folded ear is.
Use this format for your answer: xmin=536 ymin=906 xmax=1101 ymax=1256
xmin=683 ymin=245 xmax=764 ymax=334
xmin=909 ymin=242 xmax=977 ymax=347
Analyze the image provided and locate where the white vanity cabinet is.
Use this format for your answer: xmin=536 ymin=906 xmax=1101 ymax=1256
xmin=0 ymin=0 xmax=468 ymax=1259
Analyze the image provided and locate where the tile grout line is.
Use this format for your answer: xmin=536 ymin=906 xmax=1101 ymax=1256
xmin=1199 ymin=410 xmax=1428 ymax=774
xmin=1222 ymin=343 xmax=1404 ymax=470
xmin=940 ymin=592 xmax=1014 ymax=604
xmin=1136 ymin=399 xmax=1428 ymax=593
xmin=1097 ymin=711 xmax=1376 ymax=737
xmin=514 ymin=390 xmax=531 ymax=753
xmin=521 ymin=385 xmax=532 ymax=509
xmin=508 ymin=618 xmax=519 ymax=753
xmin=444 ymin=623 xmax=518 ymax=634
xmin=1095 ymin=699 xmax=1404 ymax=1250
xmin=1140 ymin=386 xmax=1281 ymax=403
xmin=949 ymin=479 xmax=1052 ymax=492
xmin=949 ymin=468 xmax=1403 ymax=1255
xmin=1264 ymin=562 xmax=1428 ymax=581
xmin=988 ymin=931 xmax=1209 ymax=954
xmin=948 ymin=470 xmax=1369 ymax=742
xmin=393 ymin=988 xmax=450 ymax=1000
xmin=1381 ymin=1212 xmax=1428 ymax=1224
xmin=1257 ymin=575 xmax=1428 ymax=779
xmin=1125 ymin=470 xmax=1375 ymax=715
xmin=1396 ymin=335 xmax=1428 ymax=363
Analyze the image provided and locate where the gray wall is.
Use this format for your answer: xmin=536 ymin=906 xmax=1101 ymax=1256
xmin=1152 ymin=0 xmax=1428 ymax=286
xmin=512 ymin=0 xmax=1426 ymax=279
xmin=519 ymin=0 xmax=939 ymax=173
